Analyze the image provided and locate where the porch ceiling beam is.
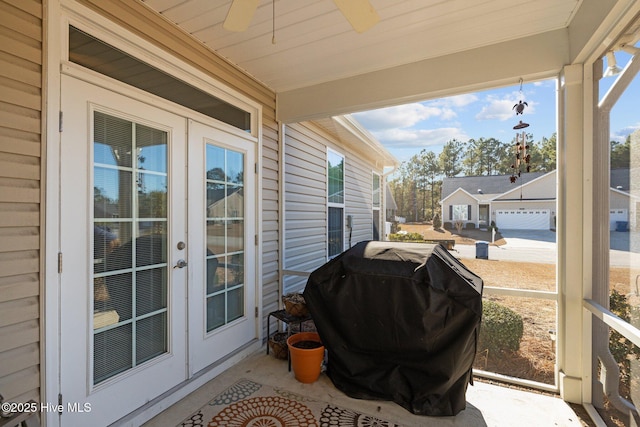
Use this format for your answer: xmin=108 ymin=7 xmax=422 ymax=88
xmin=568 ymin=0 xmax=639 ymax=64
xmin=277 ymin=29 xmax=569 ymax=123
xmin=599 ymin=52 xmax=640 ymax=111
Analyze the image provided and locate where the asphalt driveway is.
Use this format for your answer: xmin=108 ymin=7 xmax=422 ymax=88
xmin=496 ymin=230 xmax=557 ymax=248
xmin=454 ymin=229 xmax=639 ymax=267
xmin=454 ymin=229 xmax=556 ymax=263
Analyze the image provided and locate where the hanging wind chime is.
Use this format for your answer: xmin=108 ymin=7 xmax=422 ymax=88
xmin=509 ymin=79 xmax=531 ymax=184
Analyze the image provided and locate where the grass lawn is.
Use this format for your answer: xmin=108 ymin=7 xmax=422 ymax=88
xmin=398 ymin=222 xmax=507 ymax=246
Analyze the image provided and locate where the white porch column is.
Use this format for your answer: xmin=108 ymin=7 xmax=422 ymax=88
xmin=557 ymin=63 xmax=586 ymax=403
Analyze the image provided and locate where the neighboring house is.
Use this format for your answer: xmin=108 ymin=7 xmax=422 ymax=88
xmin=441 ymin=171 xmax=552 ymax=230
xmin=442 ymin=170 xmax=636 ymax=230
xmin=207 ymin=188 xmax=243 ymax=219
xmin=610 ymin=167 xmax=640 ymax=231
xmin=0 ymin=1 xmax=638 ymax=426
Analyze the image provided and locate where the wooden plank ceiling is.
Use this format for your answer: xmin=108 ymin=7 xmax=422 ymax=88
xmin=139 ymin=0 xmax=616 ymax=121
xmin=142 ymin=0 xmax=581 ymax=91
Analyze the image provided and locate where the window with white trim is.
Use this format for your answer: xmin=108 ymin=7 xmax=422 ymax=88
xmin=452 ymin=204 xmax=469 ymax=221
xmin=327 ymin=150 xmax=344 ymax=257
xmin=372 ymin=172 xmax=381 ymax=240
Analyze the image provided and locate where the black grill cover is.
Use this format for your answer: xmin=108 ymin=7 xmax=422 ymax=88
xmin=303 ymin=241 xmax=483 ymax=416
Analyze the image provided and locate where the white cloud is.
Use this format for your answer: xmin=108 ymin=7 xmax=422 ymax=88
xmin=353 ymin=103 xmax=444 ymax=130
xmin=352 ymin=94 xmax=482 ymax=152
xmin=475 ymin=91 xmax=537 ymax=121
xmin=373 ymin=127 xmax=469 ymax=149
xmin=353 ymin=94 xmax=481 ymax=136
xmin=533 ymin=79 xmax=556 ymax=88
xmin=611 ymin=123 xmax=640 ymax=142
xmin=433 ymin=93 xmax=479 ymax=108
xmin=475 ymin=99 xmax=515 ymax=121
xmin=421 ymin=94 xmax=478 ymax=120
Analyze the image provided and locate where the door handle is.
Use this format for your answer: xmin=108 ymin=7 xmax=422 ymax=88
xmin=174 ymin=259 xmax=188 ymax=269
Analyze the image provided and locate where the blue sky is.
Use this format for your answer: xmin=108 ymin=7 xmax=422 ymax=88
xmin=353 ymin=58 xmax=640 ymax=164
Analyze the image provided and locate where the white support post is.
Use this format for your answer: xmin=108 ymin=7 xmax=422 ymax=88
xmin=557 ymin=63 xmax=585 ymax=403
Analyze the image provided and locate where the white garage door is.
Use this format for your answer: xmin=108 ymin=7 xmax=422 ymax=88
xmin=610 ymin=209 xmax=628 ymax=230
xmin=496 ymin=209 xmax=550 ymax=230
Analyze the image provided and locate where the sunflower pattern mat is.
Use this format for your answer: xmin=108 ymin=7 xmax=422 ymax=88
xmin=178 ymin=379 xmax=399 ymax=427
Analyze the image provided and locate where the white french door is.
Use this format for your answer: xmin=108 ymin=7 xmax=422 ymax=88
xmin=187 ymin=120 xmax=257 ymax=375
xmin=59 ymin=75 xmax=188 ymax=425
xmin=59 ymin=75 xmax=257 ymax=425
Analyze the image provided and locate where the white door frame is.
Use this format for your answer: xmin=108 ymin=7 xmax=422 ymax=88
xmin=45 ymin=3 xmax=263 ymax=425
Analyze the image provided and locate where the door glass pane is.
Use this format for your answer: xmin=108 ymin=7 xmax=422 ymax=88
xmin=137 ymin=174 xmax=167 ymax=218
xmin=94 ymin=324 xmax=132 ymax=384
xmin=136 ymin=312 xmax=167 ymax=365
xmin=206 ymin=294 xmax=225 ymax=331
xmin=227 ymin=151 xmax=244 ymax=184
xmin=92 ymin=111 xmax=168 ymax=385
xmin=227 ymin=288 xmax=244 ymax=322
xmin=373 ymin=209 xmax=380 ymax=241
xmin=205 ymin=144 xmax=245 ymax=332
xmin=328 ymin=206 xmax=344 ymax=257
xmin=372 ymin=174 xmax=380 ymax=208
xmin=94 ymin=168 xmax=132 ymax=220
xmin=227 ymin=220 xmax=244 ymax=253
xmin=328 ymin=151 xmax=344 ymax=204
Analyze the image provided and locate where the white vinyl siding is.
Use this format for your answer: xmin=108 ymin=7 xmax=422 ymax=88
xmin=346 ymin=157 xmax=375 ymax=245
xmin=283 ymin=123 xmax=379 ymax=295
xmin=260 ymin=116 xmax=280 ymax=330
xmin=283 ymin=123 xmax=330 ymax=295
xmin=0 ymin=0 xmax=42 ymax=405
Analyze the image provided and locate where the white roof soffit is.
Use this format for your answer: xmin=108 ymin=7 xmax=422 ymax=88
xmin=141 ymin=0 xmax=629 ymax=122
xmin=313 ymin=115 xmax=399 ymax=168
xmin=278 ymin=30 xmax=569 ymax=123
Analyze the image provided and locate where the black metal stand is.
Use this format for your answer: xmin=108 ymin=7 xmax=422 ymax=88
xmin=266 ymin=309 xmax=312 ymax=371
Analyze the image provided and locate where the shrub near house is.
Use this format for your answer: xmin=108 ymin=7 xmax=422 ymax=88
xmin=388 ymin=231 xmax=424 ymax=241
xmin=432 ymin=213 xmax=442 ymax=230
xmin=479 ymin=300 xmax=524 ymax=354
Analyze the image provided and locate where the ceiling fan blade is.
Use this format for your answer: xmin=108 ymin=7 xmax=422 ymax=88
xmin=333 ymin=0 xmax=380 ymax=33
xmin=223 ymin=0 xmax=260 ymax=32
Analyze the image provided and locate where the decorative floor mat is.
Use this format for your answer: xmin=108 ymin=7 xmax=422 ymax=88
xmin=178 ymin=378 xmax=399 ymax=427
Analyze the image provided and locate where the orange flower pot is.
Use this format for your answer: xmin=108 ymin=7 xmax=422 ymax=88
xmin=287 ymin=332 xmax=325 ymax=383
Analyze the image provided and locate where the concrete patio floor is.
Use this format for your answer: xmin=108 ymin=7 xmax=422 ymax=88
xmin=143 ymin=349 xmax=587 ymax=427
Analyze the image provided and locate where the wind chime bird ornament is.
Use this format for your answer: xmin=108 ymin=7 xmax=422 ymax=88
xmin=509 ymin=80 xmax=532 ymax=184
